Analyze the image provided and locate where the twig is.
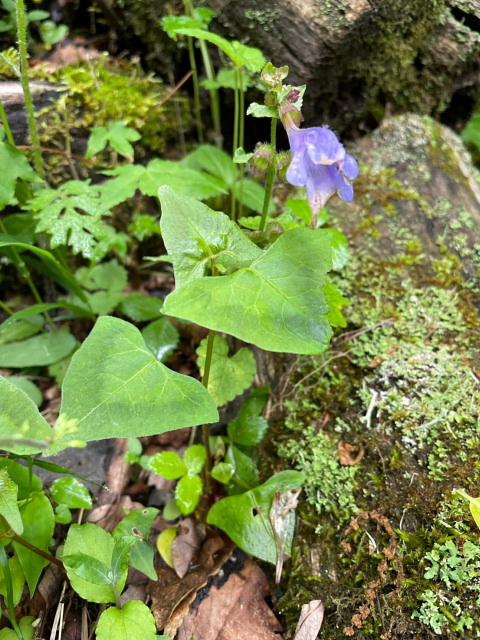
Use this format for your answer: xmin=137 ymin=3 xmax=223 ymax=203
xmin=140 ymin=70 xmax=193 ymax=125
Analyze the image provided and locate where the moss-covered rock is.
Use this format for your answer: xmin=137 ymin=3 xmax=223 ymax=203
xmin=273 ymin=115 xmax=480 ymax=638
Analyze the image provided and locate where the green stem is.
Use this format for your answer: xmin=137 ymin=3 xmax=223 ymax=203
xmin=198 ymin=41 xmax=222 ymax=146
xmin=259 ymin=117 xmax=278 ymax=232
xmin=0 ymin=545 xmax=24 ymax=640
xmin=16 ymin=0 xmax=44 ymax=179
xmin=0 ymin=299 xmax=14 ymax=315
xmin=201 ymin=328 xmax=215 ymax=493
xmin=0 ymin=221 xmax=56 ymax=330
xmin=0 ymin=98 xmax=15 ymax=145
xmin=186 ymin=37 xmax=203 ymax=143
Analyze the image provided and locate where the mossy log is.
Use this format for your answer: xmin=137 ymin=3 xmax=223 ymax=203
xmin=102 ymin=1 xmax=480 ymax=129
xmin=271 ymin=115 xmax=480 ymax=638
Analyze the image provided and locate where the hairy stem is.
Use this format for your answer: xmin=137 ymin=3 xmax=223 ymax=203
xmin=201 ymin=328 xmax=216 ymax=493
xmin=259 ymin=117 xmax=278 ymax=232
xmin=16 ymin=0 xmax=44 ymax=179
xmin=186 ymin=36 xmax=204 ymax=143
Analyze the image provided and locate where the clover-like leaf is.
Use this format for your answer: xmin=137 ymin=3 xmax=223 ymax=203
xmin=164 ymin=227 xmax=334 ymax=354
xmin=159 ymin=187 xmax=262 ymax=289
xmin=197 ymin=335 xmax=256 ymax=406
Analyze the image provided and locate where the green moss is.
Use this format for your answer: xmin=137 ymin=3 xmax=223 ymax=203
xmin=277 ymin=419 xmax=358 ymax=528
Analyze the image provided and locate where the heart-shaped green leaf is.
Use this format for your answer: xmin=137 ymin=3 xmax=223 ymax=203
xmin=57 ymin=317 xmax=218 ymax=452
xmin=159 ymin=186 xmax=262 ymax=288
xmin=164 ymin=228 xmax=334 ymax=354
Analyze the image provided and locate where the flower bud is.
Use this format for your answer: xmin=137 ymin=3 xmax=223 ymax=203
xmin=275 ymin=151 xmax=291 ymax=181
xmin=248 ymin=143 xmax=274 ymax=175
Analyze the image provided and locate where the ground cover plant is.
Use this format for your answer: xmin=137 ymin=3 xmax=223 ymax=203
xmin=1 ymin=2 xmax=480 ymax=639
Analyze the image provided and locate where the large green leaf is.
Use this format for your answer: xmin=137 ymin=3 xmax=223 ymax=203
xmin=207 ymin=471 xmax=304 ymax=564
xmin=0 ymin=330 xmax=76 ymax=367
xmin=164 ymin=228 xmax=334 ymax=354
xmin=0 ymin=377 xmax=52 ymax=455
xmin=197 ymin=335 xmax=256 ymax=406
xmin=13 ymin=491 xmax=54 ymax=595
xmin=159 ymin=187 xmax=262 ymax=288
xmin=58 ymin=317 xmax=218 ymax=452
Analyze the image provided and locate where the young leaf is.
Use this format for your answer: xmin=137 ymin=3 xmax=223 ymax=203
xmin=62 ymin=553 xmax=112 ymax=585
xmin=163 ymin=228 xmax=335 ymax=354
xmin=196 ymin=336 xmax=256 ymax=406
xmin=142 ymin=318 xmax=179 ymax=362
xmin=50 ymin=477 xmax=93 ymax=509
xmin=211 ymin=462 xmax=235 ymax=484
xmin=57 ymin=317 xmax=218 ymax=452
xmin=149 ymin=451 xmax=187 ymax=480
xmin=106 ymin=122 xmax=141 ymax=160
xmin=13 ymin=491 xmax=55 ymax=595
xmin=0 ymin=376 xmax=53 ymax=455
xmin=86 ymin=126 xmax=109 ymax=158
xmin=96 ymin=601 xmax=158 ymax=640
xmin=112 ymin=508 xmax=159 ymax=580
xmin=0 ymin=468 xmax=23 ymax=534
xmin=110 ymin=536 xmax=137 ymax=584
xmin=175 ymin=475 xmax=203 ymax=515
xmin=159 ymin=186 xmax=262 ymax=288
xmin=207 ymin=471 xmax=304 ymax=564
xmin=62 ymin=523 xmax=125 ymax=603
xmin=183 ymin=444 xmax=207 ymax=475
xmin=129 ymin=539 xmax=157 ymax=581
xmin=0 ymin=330 xmax=76 ymax=367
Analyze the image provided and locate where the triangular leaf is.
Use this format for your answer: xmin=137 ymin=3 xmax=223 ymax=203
xmin=57 ymin=317 xmax=218 ymax=452
xmin=159 ymin=187 xmax=262 ymax=288
xmin=163 ymin=228 xmax=334 ymax=354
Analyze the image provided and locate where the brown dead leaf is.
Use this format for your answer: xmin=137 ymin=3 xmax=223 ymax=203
xmin=293 ymin=600 xmax=324 ymax=640
xmin=338 ymin=441 xmax=365 ymax=466
xmin=147 ymin=533 xmax=234 ymax=635
xmin=172 ymin=517 xmax=203 ymax=579
xmin=176 ymin=557 xmax=283 ymax=640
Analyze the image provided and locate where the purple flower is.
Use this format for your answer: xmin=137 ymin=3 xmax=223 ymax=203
xmin=285 ymin=123 xmax=359 ymax=225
